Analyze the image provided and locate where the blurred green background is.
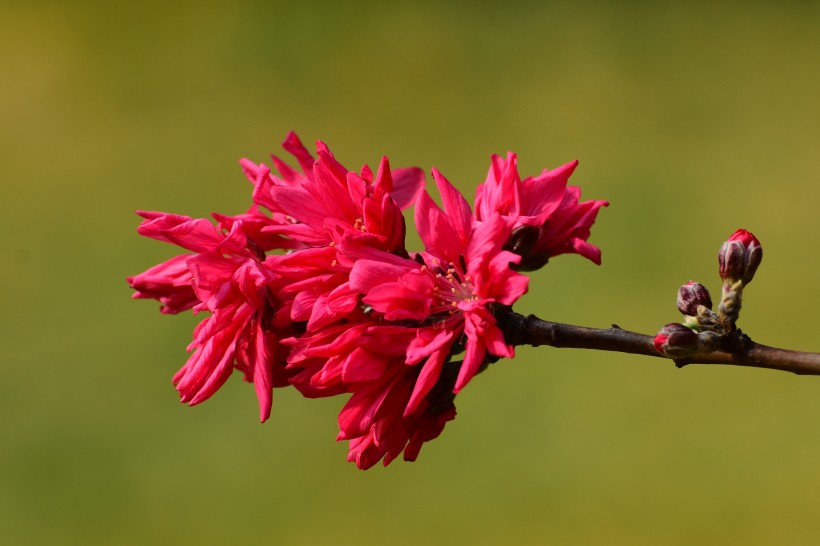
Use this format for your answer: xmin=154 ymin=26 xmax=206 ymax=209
xmin=3 ymin=1 xmax=820 ymax=544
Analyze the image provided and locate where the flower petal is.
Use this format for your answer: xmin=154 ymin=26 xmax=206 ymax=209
xmin=432 ymin=168 xmax=472 ymax=247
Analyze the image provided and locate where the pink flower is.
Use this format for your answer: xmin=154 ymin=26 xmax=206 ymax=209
xmin=129 ymin=135 xmax=609 ymax=469
xmin=279 ymin=168 xmax=530 ymax=467
xmin=129 ymin=134 xmax=429 ymax=426
xmin=243 ymin=132 xmax=424 ymax=250
xmin=240 ymin=133 xmax=428 ymax=332
xmin=350 ymin=168 xmax=529 ymax=393
xmin=127 ymin=254 xmax=198 ymax=314
xmin=127 ymin=211 xmax=289 ymax=422
xmin=320 ymin=168 xmax=530 ymax=467
xmin=341 ymin=365 xmax=457 ymax=469
xmin=283 ymin=320 xmax=458 ymax=469
xmin=176 ymin=252 xmax=289 ymax=423
xmin=474 ymin=153 xmax=608 ymax=269
xmin=283 ymin=321 xmax=409 ymax=396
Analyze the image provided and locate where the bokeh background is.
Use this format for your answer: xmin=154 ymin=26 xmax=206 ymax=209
xmin=3 ymin=2 xmax=820 ymax=544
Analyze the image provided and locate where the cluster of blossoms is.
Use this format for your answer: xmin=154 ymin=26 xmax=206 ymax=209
xmin=654 ymin=229 xmax=763 ymax=358
xmin=128 ymin=133 xmax=607 ymax=469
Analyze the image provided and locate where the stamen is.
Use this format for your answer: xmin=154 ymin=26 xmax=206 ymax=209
xmin=425 ymin=254 xmax=477 ymax=316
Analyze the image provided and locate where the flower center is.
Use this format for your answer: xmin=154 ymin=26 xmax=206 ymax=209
xmin=353 ymin=217 xmax=367 ymax=233
xmin=428 ymin=261 xmax=476 ymax=315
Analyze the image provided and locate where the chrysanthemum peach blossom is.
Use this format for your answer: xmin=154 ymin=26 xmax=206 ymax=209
xmin=128 ymin=133 xmax=609 ymax=469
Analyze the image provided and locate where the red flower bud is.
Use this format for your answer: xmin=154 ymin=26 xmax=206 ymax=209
xmin=718 ymin=229 xmax=762 ymax=285
xmin=677 ymin=281 xmax=712 ymax=316
xmin=654 ymin=323 xmax=700 ymax=357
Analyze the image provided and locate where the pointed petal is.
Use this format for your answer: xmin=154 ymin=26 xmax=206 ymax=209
xmin=282 ymin=131 xmax=316 ymax=180
xmin=414 ymin=190 xmax=462 ymax=265
xmin=465 ymin=213 xmax=512 ymax=282
xmin=404 ymin=348 xmax=447 ymax=416
xmin=454 ymin=336 xmax=485 ymax=393
xmin=316 ymin=145 xmax=350 ymax=185
xmin=374 ymin=156 xmax=393 ymax=196
xmin=252 ymin=324 xmax=275 ymax=422
xmin=270 ymin=154 xmax=303 ymax=185
xmin=519 ymin=160 xmax=577 ymax=222
xmin=432 ymin=168 xmax=472 ymax=246
xmin=568 ymin=237 xmax=602 ymax=265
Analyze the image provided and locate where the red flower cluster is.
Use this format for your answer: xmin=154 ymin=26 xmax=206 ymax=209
xmin=128 ymin=133 xmax=608 ymax=469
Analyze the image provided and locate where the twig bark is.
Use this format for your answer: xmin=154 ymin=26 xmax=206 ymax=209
xmin=493 ymin=306 xmax=820 ymax=376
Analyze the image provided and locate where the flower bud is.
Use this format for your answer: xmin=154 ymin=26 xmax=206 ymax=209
xmin=654 ymin=323 xmax=700 ymax=358
xmin=718 ymin=229 xmax=762 ymax=285
xmin=677 ymin=281 xmax=712 ymax=316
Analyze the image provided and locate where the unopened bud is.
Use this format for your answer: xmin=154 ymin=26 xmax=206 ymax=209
xmin=677 ymin=281 xmax=712 ymax=316
xmin=718 ymin=229 xmax=762 ymax=285
xmin=654 ymin=323 xmax=700 ymax=358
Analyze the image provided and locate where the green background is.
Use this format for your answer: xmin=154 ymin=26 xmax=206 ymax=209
xmin=3 ymin=2 xmax=820 ymax=544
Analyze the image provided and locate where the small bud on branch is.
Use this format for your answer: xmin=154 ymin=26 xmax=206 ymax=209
xmin=677 ymin=281 xmax=713 ymax=317
xmin=718 ymin=229 xmax=762 ymax=286
xmin=654 ymin=323 xmax=701 ymax=357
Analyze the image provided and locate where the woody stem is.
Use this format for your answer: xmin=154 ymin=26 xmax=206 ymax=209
xmin=492 ymin=305 xmax=820 ymax=376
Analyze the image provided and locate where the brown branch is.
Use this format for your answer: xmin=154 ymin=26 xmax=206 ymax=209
xmin=493 ymin=306 xmax=820 ymax=376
